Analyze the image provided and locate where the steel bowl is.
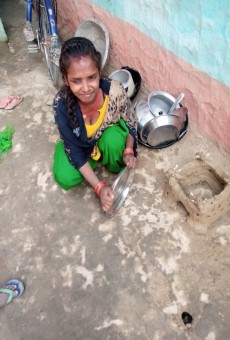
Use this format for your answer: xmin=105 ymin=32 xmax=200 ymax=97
xmin=75 ymin=18 xmax=109 ymax=70
xmin=148 ymin=91 xmax=180 ymax=117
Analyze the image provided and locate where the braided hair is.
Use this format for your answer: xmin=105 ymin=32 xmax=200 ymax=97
xmin=59 ymin=37 xmax=102 ymax=129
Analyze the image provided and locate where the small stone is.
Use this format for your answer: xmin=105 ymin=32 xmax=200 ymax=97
xmin=9 ymin=46 xmax=15 ymax=53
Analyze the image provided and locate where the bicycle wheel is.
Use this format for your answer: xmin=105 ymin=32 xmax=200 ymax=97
xmin=39 ymin=0 xmax=61 ymax=86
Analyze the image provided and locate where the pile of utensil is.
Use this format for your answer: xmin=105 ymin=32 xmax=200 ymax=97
xmin=135 ymin=91 xmax=188 ymax=148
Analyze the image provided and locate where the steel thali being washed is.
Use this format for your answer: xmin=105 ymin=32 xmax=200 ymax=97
xmin=106 ymin=167 xmax=135 ymax=216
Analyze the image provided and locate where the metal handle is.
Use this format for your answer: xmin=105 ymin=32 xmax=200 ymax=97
xmin=168 ymin=92 xmax=185 ymax=115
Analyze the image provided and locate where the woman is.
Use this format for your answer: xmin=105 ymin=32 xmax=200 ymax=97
xmin=53 ymin=37 xmax=138 ymax=212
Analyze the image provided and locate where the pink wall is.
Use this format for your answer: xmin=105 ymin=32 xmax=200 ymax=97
xmin=57 ymin=0 xmax=230 ymax=154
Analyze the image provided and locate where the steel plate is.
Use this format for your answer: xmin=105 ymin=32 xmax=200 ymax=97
xmin=106 ymin=167 xmax=135 ymax=216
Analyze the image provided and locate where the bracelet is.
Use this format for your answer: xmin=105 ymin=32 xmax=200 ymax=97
xmin=123 ymin=148 xmax=134 ymax=157
xmin=94 ymin=181 xmax=106 ymax=196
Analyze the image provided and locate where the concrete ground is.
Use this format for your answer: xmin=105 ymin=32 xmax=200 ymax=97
xmin=1 ymin=1 xmax=230 ymax=339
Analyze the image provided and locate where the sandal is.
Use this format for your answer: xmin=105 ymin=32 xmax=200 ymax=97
xmin=0 ymin=96 xmax=14 ymax=109
xmin=0 ymin=279 xmax=24 ymax=307
xmin=4 ymin=96 xmax=23 ymax=110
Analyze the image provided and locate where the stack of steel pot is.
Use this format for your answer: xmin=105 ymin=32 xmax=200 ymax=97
xmin=135 ymin=91 xmax=188 ymax=149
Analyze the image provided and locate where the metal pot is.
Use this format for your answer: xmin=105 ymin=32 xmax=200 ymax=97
xmin=121 ymin=66 xmax=142 ymax=100
xmin=109 ymin=69 xmax=135 ymax=98
xmin=135 ymin=99 xmax=153 ymax=135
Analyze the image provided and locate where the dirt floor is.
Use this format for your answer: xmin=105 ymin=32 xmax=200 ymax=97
xmin=1 ymin=1 xmax=230 ymax=339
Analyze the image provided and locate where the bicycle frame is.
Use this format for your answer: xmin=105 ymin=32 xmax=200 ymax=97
xmin=26 ymin=0 xmax=33 ymax=22
xmin=25 ymin=0 xmax=61 ymax=86
xmin=26 ymin=0 xmax=58 ymax=37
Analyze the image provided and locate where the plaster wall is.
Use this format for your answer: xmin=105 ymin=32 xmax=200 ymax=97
xmin=57 ymin=0 xmax=230 ymax=153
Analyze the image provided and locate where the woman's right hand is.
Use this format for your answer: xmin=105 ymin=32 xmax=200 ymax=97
xmin=99 ymin=186 xmax=114 ymax=212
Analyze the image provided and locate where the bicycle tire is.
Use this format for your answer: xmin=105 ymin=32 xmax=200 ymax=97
xmin=39 ymin=0 xmax=61 ymax=86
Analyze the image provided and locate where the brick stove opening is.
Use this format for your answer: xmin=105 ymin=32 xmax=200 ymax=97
xmin=164 ymin=156 xmax=230 ymax=224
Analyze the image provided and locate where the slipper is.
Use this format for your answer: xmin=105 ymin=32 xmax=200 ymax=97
xmin=0 ymin=279 xmax=24 ymax=306
xmin=4 ymin=96 xmax=23 ymax=110
xmin=0 ymin=96 xmax=14 ymax=109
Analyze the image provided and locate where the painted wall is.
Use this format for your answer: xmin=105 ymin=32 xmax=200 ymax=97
xmin=91 ymin=0 xmax=230 ymax=88
xmin=57 ymin=0 xmax=230 ymax=153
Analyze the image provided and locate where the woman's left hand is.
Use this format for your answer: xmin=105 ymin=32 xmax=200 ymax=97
xmin=123 ymin=154 xmax=137 ymax=169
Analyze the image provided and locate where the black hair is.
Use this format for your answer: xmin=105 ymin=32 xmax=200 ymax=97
xmin=59 ymin=37 xmax=102 ymax=129
xmin=60 ymin=36 xmax=102 ymax=78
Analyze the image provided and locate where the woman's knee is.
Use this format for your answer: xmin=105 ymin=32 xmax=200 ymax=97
xmin=53 ymin=142 xmax=83 ymax=190
xmin=53 ymin=166 xmax=82 ymax=190
xmin=100 ymin=128 xmax=126 ymax=152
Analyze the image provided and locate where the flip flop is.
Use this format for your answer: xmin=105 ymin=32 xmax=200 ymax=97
xmin=4 ymin=96 xmax=23 ymax=110
xmin=0 ymin=279 xmax=24 ymax=306
xmin=0 ymin=96 xmax=14 ymax=109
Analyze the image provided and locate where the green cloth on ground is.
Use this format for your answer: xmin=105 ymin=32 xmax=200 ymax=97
xmin=53 ymin=119 xmax=128 ymax=190
xmin=0 ymin=125 xmax=15 ymax=162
